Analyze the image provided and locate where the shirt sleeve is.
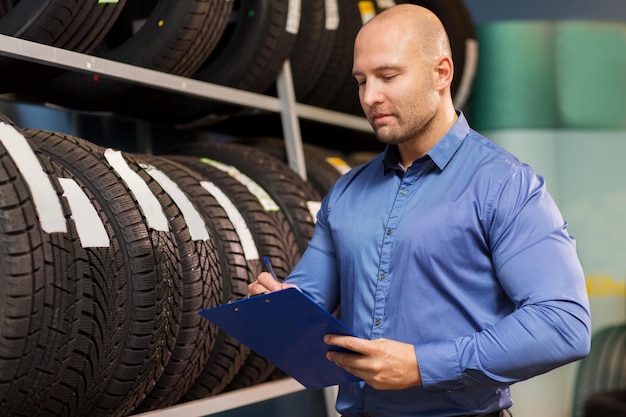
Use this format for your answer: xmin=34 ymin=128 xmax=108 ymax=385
xmin=417 ymin=167 xmax=591 ymax=392
xmin=284 ymin=194 xmax=341 ymax=313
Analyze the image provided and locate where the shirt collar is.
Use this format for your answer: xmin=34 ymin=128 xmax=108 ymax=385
xmin=382 ymin=111 xmax=470 ymax=172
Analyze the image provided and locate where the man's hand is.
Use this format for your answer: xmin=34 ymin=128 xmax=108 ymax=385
xmin=324 ymin=335 xmax=422 ymax=391
xmin=248 ymin=271 xmax=295 ymax=296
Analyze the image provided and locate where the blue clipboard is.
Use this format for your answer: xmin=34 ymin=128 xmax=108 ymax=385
xmin=199 ymin=287 xmax=362 ymax=390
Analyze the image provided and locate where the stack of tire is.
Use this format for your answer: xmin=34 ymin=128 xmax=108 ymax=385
xmin=0 ymin=0 xmax=477 ymax=125
xmin=0 ymin=114 xmax=365 ymax=416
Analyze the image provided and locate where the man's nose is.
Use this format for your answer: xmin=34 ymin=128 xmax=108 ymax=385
xmin=361 ymin=81 xmax=383 ymax=107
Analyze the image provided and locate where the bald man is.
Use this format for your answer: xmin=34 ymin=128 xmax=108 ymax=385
xmin=250 ymin=5 xmax=590 ymax=416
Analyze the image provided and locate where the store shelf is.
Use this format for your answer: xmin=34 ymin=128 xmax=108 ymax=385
xmin=128 ymin=379 xmax=339 ymax=417
xmin=0 ymin=34 xmax=372 ymax=179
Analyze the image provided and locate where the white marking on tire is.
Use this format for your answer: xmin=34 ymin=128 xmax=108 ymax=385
xmin=307 ymin=201 xmax=321 ymax=223
xmin=142 ymin=164 xmax=210 ymax=241
xmin=325 ymin=0 xmax=339 ymax=30
xmin=286 ymin=0 xmax=301 ymax=34
xmin=199 ymin=158 xmax=280 ymax=212
xmin=59 ymin=177 xmax=110 ymax=247
xmin=104 ymin=149 xmax=169 ymax=231
xmin=201 ymin=180 xmax=259 ymax=261
xmin=0 ymin=123 xmax=67 ymax=233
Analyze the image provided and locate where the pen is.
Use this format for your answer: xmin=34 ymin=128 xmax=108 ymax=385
xmin=263 ymin=256 xmax=281 ymax=285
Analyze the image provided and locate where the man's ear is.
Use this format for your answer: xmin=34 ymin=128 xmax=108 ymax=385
xmin=434 ymin=55 xmax=454 ymax=91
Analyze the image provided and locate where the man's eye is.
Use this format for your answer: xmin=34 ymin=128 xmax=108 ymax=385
xmin=382 ymin=75 xmax=397 ymax=81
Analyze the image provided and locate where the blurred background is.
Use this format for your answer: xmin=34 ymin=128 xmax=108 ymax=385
xmin=464 ymin=1 xmax=625 ymax=416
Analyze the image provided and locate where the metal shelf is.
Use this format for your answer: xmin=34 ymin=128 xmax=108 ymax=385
xmin=130 ymin=379 xmax=339 ymax=417
xmin=0 ymin=34 xmax=371 ymax=179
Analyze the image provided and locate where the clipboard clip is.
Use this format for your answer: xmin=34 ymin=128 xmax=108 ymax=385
xmin=227 ymin=291 xmax=271 ymax=304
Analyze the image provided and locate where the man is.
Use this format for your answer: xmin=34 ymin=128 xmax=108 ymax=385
xmin=250 ymin=4 xmax=591 ymax=416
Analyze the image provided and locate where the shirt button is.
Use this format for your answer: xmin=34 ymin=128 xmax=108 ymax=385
xmin=374 ymin=319 xmax=381 ymax=326
xmin=386 ymin=229 xmax=392 ymax=235
xmin=400 ymin=189 xmax=407 ymax=195
xmin=379 ymin=273 xmax=386 ymax=280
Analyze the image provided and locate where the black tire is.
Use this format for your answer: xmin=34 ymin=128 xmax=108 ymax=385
xmin=35 ymin=153 xmax=176 ymax=417
xmin=302 ymin=0 xmax=362 ymax=109
xmin=289 ymin=0 xmax=337 ymax=101
xmin=131 ymin=155 xmax=254 ymax=399
xmin=22 ymin=0 xmax=233 ymax=113
xmin=224 ymin=354 xmax=278 ymax=393
xmin=120 ymin=153 xmax=224 ymax=411
xmin=323 ymin=1 xmax=374 ymax=114
xmin=181 ymin=154 xmax=303 ymax=293
xmin=583 ymin=391 xmax=626 ymax=417
xmin=136 ymin=0 xmax=299 ymax=125
xmin=0 ymin=125 xmax=85 ymax=416
xmin=0 ymin=0 xmax=126 ymax=92
xmin=169 ymin=140 xmax=321 ymax=254
xmin=166 ymin=155 xmax=298 ymax=279
xmin=572 ymin=324 xmax=626 ymax=417
xmin=25 ymin=130 xmax=182 ymax=417
xmin=132 ymin=154 xmax=252 ymax=301
xmin=236 ymin=137 xmax=351 ymax=197
xmin=0 ymin=113 xmax=16 ymax=125
xmin=194 ymin=0 xmax=298 ymax=97
xmin=166 ymin=155 xmax=305 ymax=390
xmin=182 ymin=333 xmax=249 ymax=401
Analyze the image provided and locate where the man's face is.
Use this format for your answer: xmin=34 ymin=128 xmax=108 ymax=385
xmin=352 ymin=21 xmax=439 ymax=146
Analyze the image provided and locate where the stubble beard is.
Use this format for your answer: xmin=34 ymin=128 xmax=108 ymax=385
xmin=370 ymin=114 xmax=414 ymax=146
xmin=371 ymin=95 xmax=438 ymax=147
xmin=377 ymin=128 xmax=407 ymax=145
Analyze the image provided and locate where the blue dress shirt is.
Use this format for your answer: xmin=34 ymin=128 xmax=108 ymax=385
xmin=285 ymin=113 xmax=591 ymax=417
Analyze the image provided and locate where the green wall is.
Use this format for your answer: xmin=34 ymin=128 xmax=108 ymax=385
xmin=470 ymin=19 xmax=626 ymax=417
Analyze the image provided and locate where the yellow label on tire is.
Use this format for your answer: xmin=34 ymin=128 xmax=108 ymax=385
xmin=358 ymin=1 xmax=376 ymax=24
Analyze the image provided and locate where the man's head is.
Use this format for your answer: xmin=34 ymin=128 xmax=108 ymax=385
xmin=352 ymin=4 xmax=455 ymax=149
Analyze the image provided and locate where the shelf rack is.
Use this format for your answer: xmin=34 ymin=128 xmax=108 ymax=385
xmin=0 ymin=34 xmax=371 ymax=180
xmin=131 ymin=379 xmax=339 ymax=417
xmin=0 ymin=33 xmax=366 ymax=417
